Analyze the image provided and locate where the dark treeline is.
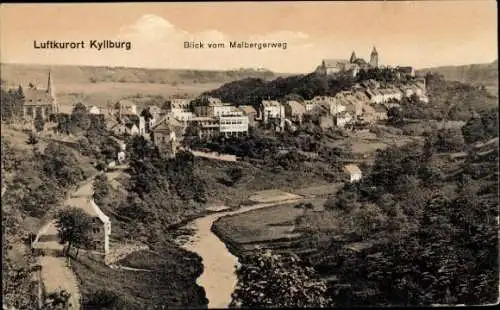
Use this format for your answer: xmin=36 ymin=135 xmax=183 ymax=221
xmin=200 ymin=67 xmax=412 ymax=108
xmin=201 ymin=73 xmax=355 ymax=108
xmin=1 ymin=86 xmax=25 ymax=122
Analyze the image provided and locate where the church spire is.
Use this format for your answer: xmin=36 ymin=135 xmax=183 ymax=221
xmin=47 ymin=70 xmax=58 ymax=113
xmin=370 ymin=46 xmax=379 ymax=68
xmin=47 ymin=70 xmax=54 ymax=96
xmin=349 ymin=50 xmax=357 ymax=63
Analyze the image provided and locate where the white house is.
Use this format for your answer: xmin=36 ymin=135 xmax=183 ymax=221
xmin=170 ymin=98 xmax=191 ymax=112
xmin=89 ymin=197 xmax=111 ymax=255
xmin=336 ymin=111 xmax=353 ymax=128
xmin=118 ymin=100 xmax=137 ymax=116
xmin=117 ymin=151 xmax=126 ymax=164
xmin=172 ymin=111 xmax=195 ymax=122
xmin=89 ymin=106 xmax=101 ymax=115
xmin=303 ymin=100 xmax=319 ymax=112
xmin=211 ymin=104 xmax=234 ymax=117
xmin=66 ymin=189 xmax=111 ymax=255
xmin=260 ymin=100 xmax=285 ymax=123
xmin=326 ymin=101 xmax=347 ymax=116
xmin=344 ymin=164 xmax=362 ymax=183
xmin=219 ymin=111 xmax=249 ymax=137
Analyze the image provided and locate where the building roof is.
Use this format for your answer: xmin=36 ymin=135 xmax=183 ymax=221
xmin=148 ymin=105 xmax=162 ymax=112
xmin=239 ymin=105 xmax=257 ymax=115
xmin=65 ymin=196 xmax=110 ymax=223
xmin=323 ymin=59 xmax=349 ymax=68
xmin=262 ymin=100 xmax=281 ymax=107
xmin=125 ymin=123 xmax=139 ymax=130
xmin=152 ymin=116 xmax=184 ymax=137
xmin=344 ymin=164 xmax=362 ymax=175
xmin=373 ymin=105 xmax=387 ymax=113
xmin=286 ymin=100 xmax=306 ymax=115
xmin=170 ymin=99 xmax=193 ymax=110
xmin=344 ymin=103 xmax=357 ymax=114
xmin=337 ymin=111 xmax=352 ymax=119
xmin=118 ymin=99 xmax=136 ymax=107
xmin=353 ymin=58 xmax=367 ymax=66
xmin=89 ymin=106 xmax=101 ymax=115
xmin=311 ymin=96 xmax=335 ymax=103
xmin=23 ymin=88 xmax=54 ymax=105
xmin=396 ymin=66 xmax=414 ymax=73
xmin=307 ymin=104 xmax=329 ymax=116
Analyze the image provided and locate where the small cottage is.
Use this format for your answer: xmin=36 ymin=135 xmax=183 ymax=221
xmin=344 ymin=164 xmax=362 ymax=183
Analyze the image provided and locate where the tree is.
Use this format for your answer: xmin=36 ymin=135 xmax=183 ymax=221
xmin=27 ymin=131 xmax=39 ymax=145
xmin=425 ymin=128 xmax=465 ymax=153
xmin=35 ymin=113 xmax=45 ymax=132
xmin=42 ymin=142 xmax=84 ymax=187
xmin=230 ymin=250 xmax=332 ymax=308
xmin=140 ymin=108 xmax=154 ymax=132
xmin=387 ymin=106 xmax=404 ymax=126
xmin=93 ymin=173 xmax=110 ymax=205
xmin=55 ymin=207 xmax=93 ymax=258
xmin=70 ymin=102 xmax=91 ymax=132
xmin=42 ymin=289 xmax=72 ymax=309
xmin=85 ymin=289 xmax=124 ymax=309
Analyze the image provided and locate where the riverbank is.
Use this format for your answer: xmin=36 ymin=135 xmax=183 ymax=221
xmin=210 ymin=198 xmax=326 ymax=258
xmin=176 ymin=197 xmax=309 ymax=308
xmin=72 ymin=243 xmax=208 ymax=309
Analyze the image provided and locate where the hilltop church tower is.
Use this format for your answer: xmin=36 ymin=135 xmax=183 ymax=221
xmin=349 ymin=50 xmax=357 ymax=63
xmin=370 ymin=47 xmax=378 ymax=68
xmin=47 ymin=71 xmax=58 ymax=113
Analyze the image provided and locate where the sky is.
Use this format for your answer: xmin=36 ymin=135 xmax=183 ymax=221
xmin=0 ymin=1 xmax=498 ymax=73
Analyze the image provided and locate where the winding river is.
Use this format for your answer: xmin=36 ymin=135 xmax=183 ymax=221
xmin=177 ymin=199 xmax=302 ymax=309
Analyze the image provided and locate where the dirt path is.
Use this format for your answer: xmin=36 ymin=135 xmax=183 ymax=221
xmin=33 ymin=220 xmax=81 ymax=310
xmin=31 ymin=176 xmax=97 ymax=310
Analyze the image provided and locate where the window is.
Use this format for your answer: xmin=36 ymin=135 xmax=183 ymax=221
xmin=93 ymin=227 xmax=100 ymax=234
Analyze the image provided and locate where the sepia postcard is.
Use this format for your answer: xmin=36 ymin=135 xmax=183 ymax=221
xmin=1 ymin=1 xmax=498 ymax=309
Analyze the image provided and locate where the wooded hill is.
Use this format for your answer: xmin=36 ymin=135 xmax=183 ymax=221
xmin=417 ymin=59 xmax=498 ymax=91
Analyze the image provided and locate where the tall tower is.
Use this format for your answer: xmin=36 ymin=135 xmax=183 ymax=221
xmin=370 ymin=47 xmax=378 ymax=68
xmin=47 ymin=71 xmax=58 ymax=113
xmin=349 ymin=50 xmax=357 ymax=63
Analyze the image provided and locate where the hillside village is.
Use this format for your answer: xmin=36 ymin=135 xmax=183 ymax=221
xmin=11 ymin=47 xmax=430 ymax=163
xmin=1 ymin=50 xmax=498 ymax=310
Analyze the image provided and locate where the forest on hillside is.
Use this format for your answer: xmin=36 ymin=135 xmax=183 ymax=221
xmin=295 ymin=108 xmax=499 ymax=306
xmin=201 ymin=67 xmax=406 ymax=108
xmin=417 ymin=60 xmax=498 ymax=88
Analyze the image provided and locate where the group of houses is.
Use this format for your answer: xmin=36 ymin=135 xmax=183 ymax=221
xmin=279 ymin=78 xmax=428 ymax=131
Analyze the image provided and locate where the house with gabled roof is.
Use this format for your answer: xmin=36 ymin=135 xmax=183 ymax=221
xmin=344 ymin=164 xmax=362 ymax=183
xmin=66 ymin=188 xmax=111 ymax=255
xmin=239 ymin=105 xmax=258 ymax=127
xmin=152 ymin=116 xmax=184 ymax=158
xmin=284 ymin=100 xmax=306 ymax=124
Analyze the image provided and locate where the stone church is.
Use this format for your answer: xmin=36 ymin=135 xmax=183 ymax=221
xmin=22 ymin=71 xmax=58 ymax=120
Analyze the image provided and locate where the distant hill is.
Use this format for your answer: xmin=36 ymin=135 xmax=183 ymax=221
xmin=417 ymin=60 xmax=498 ymax=93
xmin=0 ymin=63 xmax=285 ymax=87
